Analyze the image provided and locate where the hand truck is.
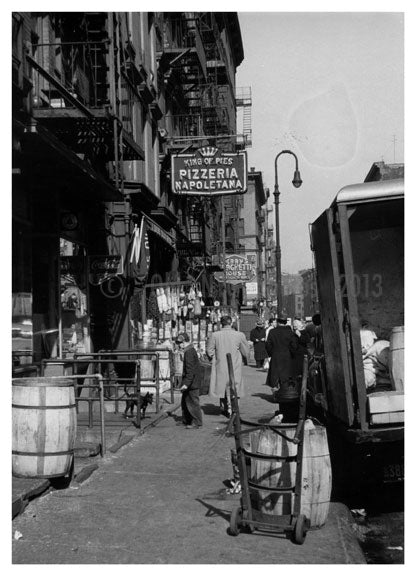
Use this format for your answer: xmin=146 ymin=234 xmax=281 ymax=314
xmin=226 ymin=353 xmax=310 ymax=544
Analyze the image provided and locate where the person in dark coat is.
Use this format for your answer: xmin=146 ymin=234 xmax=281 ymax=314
xmin=266 ymin=315 xmax=300 ymax=423
xmin=265 ymin=315 xmax=299 ymax=389
xmin=250 ymin=319 xmax=268 ymax=368
xmin=177 ymin=333 xmax=203 ymax=429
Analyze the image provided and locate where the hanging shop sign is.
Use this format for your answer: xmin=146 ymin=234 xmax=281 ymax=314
xmin=213 ymin=254 xmax=256 ymax=285
xmin=89 ymin=255 xmax=123 ymax=285
xmin=171 ymin=146 xmax=247 ymax=196
xmin=246 ymin=282 xmax=258 ymax=297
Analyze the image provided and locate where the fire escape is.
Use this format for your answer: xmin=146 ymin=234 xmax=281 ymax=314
xmin=156 ymin=13 xmax=244 ymax=273
xmin=236 ymin=86 xmax=252 ymax=148
xmin=27 ymin=12 xmax=146 ymax=198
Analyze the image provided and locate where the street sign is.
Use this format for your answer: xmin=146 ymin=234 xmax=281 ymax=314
xmin=171 ymin=146 xmax=247 ymax=196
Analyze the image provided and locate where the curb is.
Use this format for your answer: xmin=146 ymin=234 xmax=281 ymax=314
xmin=331 ymin=503 xmax=367 ymax=564
xmin=12 ymin=478 xmax=51 ymax=519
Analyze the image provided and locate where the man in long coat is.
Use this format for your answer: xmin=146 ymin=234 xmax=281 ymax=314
xmin=265 ymin=316 xmax=298 ymax=389
xmin=207 ymin=315 xmax=249 ymax=417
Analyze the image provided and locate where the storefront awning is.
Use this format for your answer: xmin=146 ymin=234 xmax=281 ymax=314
xmin=21 ymin=120 xmax=123 ymax=202
xmin=143 ymin=214 xmax=176 ymax=250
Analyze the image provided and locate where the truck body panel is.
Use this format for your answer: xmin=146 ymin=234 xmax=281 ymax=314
xmin=311 ymin=178 xmax=404 ymax=442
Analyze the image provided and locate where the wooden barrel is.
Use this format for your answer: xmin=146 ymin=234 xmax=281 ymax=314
xmin=389 ymin=326 xmax=404 ymax=392
xmin=249 ymin=421 xmax=332 ymax=528
xmin=12 ymin=377 xmax=77 ymax=478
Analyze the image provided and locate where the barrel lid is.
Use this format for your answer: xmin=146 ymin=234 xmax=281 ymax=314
xmin=12 ymin=378 xmax=74 ymax=387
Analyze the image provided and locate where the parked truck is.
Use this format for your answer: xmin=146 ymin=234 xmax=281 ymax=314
xmin=308 ymin=178 xmax=404 ymax=495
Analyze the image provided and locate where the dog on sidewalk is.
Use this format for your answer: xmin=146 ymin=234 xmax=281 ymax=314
xmin=123 ymin=390 xmax=154 ymax=419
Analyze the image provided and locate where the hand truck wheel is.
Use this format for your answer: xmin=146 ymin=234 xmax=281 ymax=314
xmin=293 ymin=514 xmax=307 ymax=544
xmin=229 ymin=506 xmax=242 ymax=536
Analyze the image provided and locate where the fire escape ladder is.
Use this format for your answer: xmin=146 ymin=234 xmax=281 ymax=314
xmin=236 ymin=86 xmax=252 ymax=148
xmin=85 ymin=12 xmax=110 ymax=107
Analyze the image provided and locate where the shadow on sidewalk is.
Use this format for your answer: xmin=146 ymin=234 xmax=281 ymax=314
xmin=251 ymin=392 xmax=276 ymax=404
xmin=201 ymin=403 xmax=223 ymax=416
xmin=196 ymin=498 xmax=231 ymax=522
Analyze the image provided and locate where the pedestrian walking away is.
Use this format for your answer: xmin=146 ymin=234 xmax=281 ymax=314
xmin=250 ymin=318 xmax=268 ymax=368
xmin=176 ymin=333 xmax=203 ymax=429
xmin=206 ymin=315 xmax=249 ymax=418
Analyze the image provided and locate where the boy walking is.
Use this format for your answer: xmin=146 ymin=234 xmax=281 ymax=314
xmin=176 ymin=333 xmax=203 ymax=429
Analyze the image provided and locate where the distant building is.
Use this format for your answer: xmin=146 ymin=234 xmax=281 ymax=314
xmin=281 ymin=273 xmax=303 ymax=296
xmin=239 ymin=167 xmax=267 ymax=304
xmin=282 ymin=292 xmax=304 ymax=319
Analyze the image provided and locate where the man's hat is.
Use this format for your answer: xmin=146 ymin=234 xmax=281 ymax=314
xmin=176 ymin=332 xmax=190 ymax=344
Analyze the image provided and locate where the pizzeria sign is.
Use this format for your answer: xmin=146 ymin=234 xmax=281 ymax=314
xmin=171 ymin=146 xmax=247 ymax=196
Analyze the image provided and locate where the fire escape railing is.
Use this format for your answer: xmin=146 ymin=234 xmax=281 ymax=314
xmin=29 ymin=41 xmax=110 ymax=112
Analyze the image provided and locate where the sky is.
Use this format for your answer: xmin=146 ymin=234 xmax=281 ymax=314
xmin=236 ymin=11 xmax=404 ymax=274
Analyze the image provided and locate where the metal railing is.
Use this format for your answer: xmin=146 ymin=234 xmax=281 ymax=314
xmin=41 ymin=357 xmax=142 ymax=427
xmin=30 ymin=41 xmax=109 ymax=110
xmin=60 ymin=373 xmax=106 ymax=455
xmin=95 ymin=348 xmax=176 ymax=407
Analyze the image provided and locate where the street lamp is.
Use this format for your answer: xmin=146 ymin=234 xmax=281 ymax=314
xmin=274 ymin=150 xmax=302 ymax=316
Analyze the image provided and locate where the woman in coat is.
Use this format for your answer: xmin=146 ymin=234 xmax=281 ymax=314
xmin=250 ymin=319 xmax=268 ymax=368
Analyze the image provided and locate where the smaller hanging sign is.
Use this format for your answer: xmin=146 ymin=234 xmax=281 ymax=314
xmin=89 ymin=255 xmax=123 ymax=286
xmin=214 ymin=254 xmax=256 ymax=285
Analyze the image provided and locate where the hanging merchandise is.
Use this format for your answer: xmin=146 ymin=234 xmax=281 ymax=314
xmin=147 ymin=290 xmax=160 ymax=320
xmin=161 ymin=287 xmax=168 ymax=313
xmin=182 ymin=293 xmax=188 ymax=318
xmin=189 ymin=284 xmax=196 ymax=302
xmin=166 ymin=286 xmax=172 ymax=312
xmin=194 ymin=295 xmax=202 ymax=317
xmin=156 ymin=288 xmax=163 ymax=313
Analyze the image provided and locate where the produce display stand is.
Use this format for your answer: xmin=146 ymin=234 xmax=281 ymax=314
xmin=227 ymin=353 xmax=310 ymax=544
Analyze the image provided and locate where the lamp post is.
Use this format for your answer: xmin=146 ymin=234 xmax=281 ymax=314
xmin=274 ymin=150 xmax=302 ymax=316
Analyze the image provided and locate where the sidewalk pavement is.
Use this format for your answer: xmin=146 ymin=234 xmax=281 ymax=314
xmin=12 ymin=363 xmax=366 ymax=564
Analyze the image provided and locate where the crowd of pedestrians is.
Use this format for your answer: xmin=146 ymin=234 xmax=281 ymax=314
xmin=174 ymin=312 xmax=323 ymax=427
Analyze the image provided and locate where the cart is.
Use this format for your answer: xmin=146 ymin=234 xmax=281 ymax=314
xmin=226 ymin=353 xmax=310 ymax=544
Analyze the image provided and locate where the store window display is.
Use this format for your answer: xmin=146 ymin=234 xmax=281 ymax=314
xmin=59 ymin=238 xmax=91 ymax=357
